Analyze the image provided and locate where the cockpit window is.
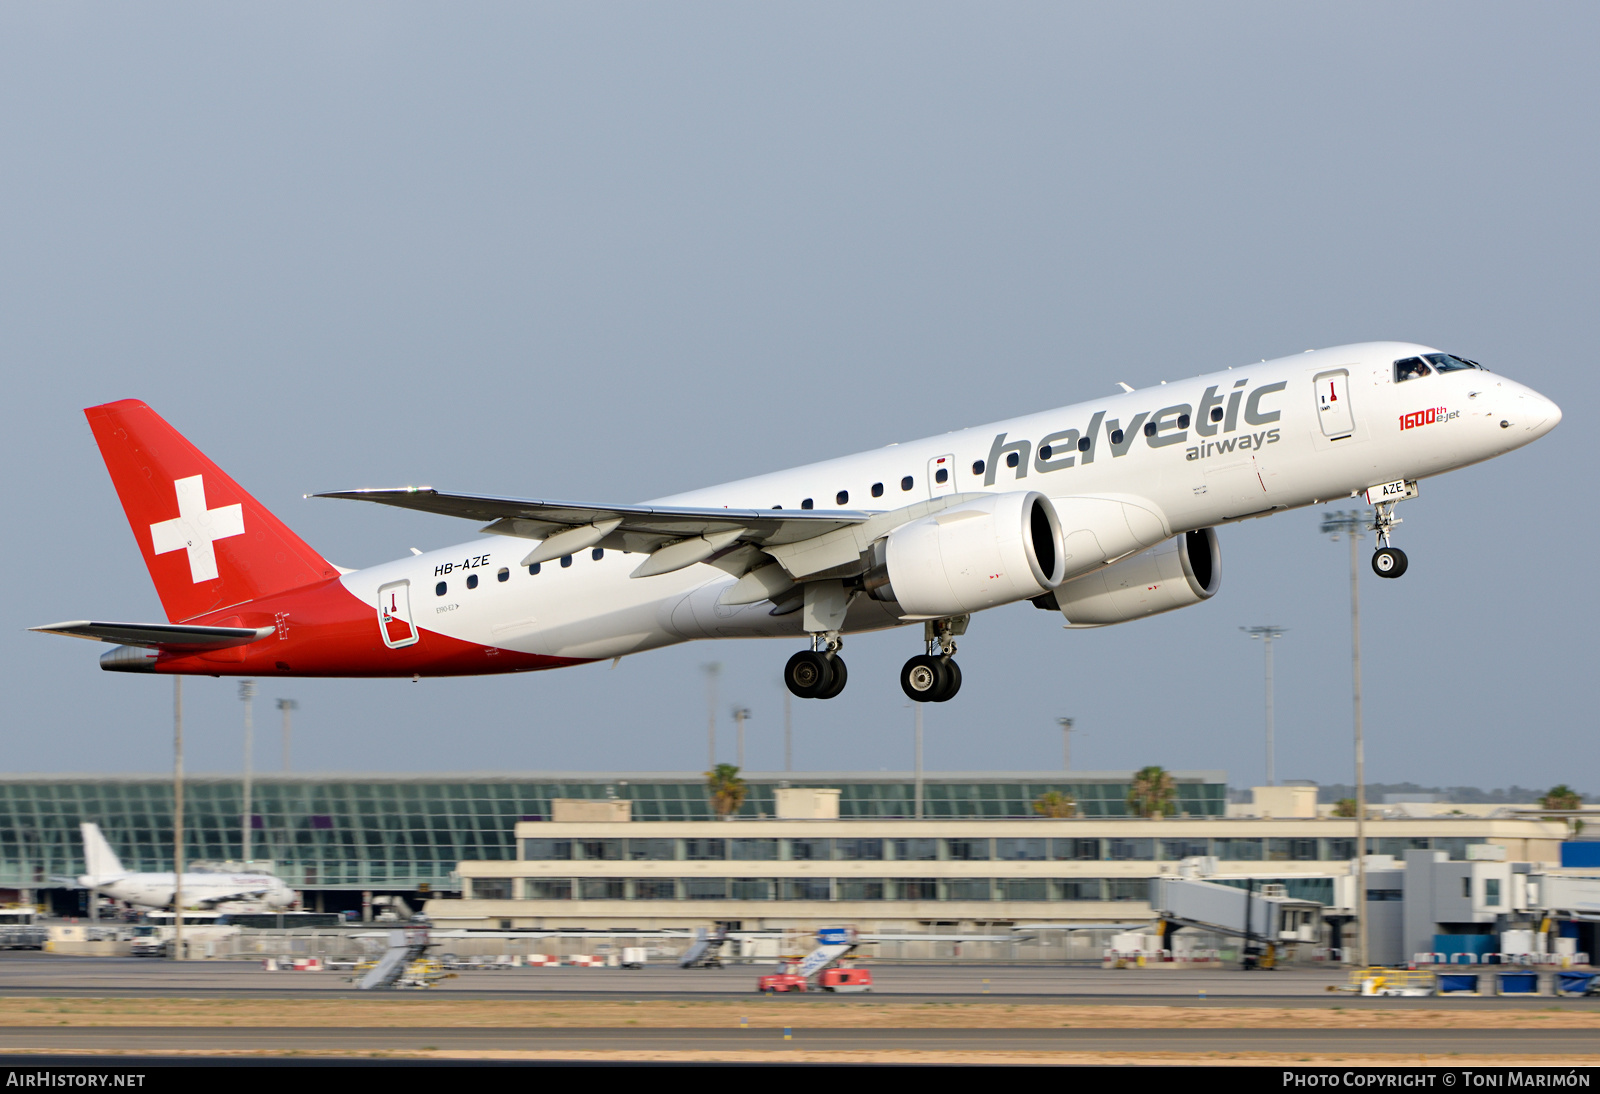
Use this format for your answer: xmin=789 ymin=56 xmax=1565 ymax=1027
xmin=1394 ymin=357 xmax=1432 ymax=383
xmin=1424 ymin=352 xmax=1479 ymax=373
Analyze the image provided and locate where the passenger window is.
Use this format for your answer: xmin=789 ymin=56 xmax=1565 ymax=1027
xmin=435 ymin=581 xmax=447 ymax=596
xmin=592 ymin=548 xmax=604 ymax=561
xmin=466 ymin=573 xmax=478 ymax=589
xmin=871 ymin=482 xmax=883 ymax=498
xmin=1177 ymin=413 xmax=1191 ymax=428
xmin=901 ymin=476 xmax=913 ymax=491
xmin=1005 ymin=452 xmax=1019 ymax=468
xmin=1209 ymin=406 xmax=1223 ymax=422
xmin=560 ymin=555 xmax=573 ymax=568
xmin=801 ymin=498 xmax=813 ymax=510
xmin=836 ymin=490 xmax=848 ymax=505
xmin=497 ymin=567 xmax=509 ymax=582
xmin=528 ymin=563 xmax=541 ymax=575
xmin=935 ymin=468 xmax=949 ymax=484
xmin=1143 ymin=421 xmax=1158 ymax=437
xmin=971 ymin=460 xmax=984 ymax=476
xmin=1394 ymin=357 xmax=1432 ymax=383
xmin=1038 ymin=445 xmax=1052 ymax=460
xmin=1110 ymin=429 xmax=1125 ymax=444
xmin=1077 ymin=436 xmax=1091 ymax=451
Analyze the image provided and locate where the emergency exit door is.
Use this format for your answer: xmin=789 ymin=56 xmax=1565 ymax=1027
xmin=378 ymin=580 xmax=419 ymax=649
xmin=1314 ymin=369 xmax=1355 ymax=438
xmin=928 ymin=453 xmax=956 ymax=496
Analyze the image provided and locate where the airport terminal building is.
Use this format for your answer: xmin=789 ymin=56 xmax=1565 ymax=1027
xmin=0 ymin=770 xmax=1227 ymax=908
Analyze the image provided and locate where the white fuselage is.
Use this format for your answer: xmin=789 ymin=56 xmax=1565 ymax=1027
xmin=339 ymin=342 xmax=1559 ymax=664
xmin=83 ymin=872 xmax=296 ymax=911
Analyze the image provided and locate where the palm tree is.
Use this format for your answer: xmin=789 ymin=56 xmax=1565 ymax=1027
xmin=705 ymin=763 xmax=748 ymax=820
xmin=1331 ymin=798 xmax=1358 ymax=818
xmin=1126 ymin=765 xmax=1177 ymax=818
xmin=1540 ymin=785 xmax=1582 ymax=812
xmin=1540 ymin=784 xmax=1584 ymax=835
xmin=1032 ymin=790 xmax=1078 ymax=819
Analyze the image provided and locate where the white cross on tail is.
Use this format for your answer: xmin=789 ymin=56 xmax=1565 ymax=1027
xmin=149 ymin=475 xmax=245 ymax=583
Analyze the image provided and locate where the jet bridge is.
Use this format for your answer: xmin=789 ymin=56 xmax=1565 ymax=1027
xmin=1150 ymin=877 xmax=1323 ymax=964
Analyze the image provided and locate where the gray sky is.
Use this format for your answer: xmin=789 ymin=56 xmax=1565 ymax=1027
xmin=3 ymin=3 xmax=1595 ymax=790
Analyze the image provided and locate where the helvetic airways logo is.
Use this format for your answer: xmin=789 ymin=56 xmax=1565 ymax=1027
xmin=1399 ymin=406 xmax=1459 ymax=431
xmin=149 ymin=474 xmax=245 ymax=583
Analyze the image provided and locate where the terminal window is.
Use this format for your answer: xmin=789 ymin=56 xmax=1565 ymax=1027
xmin=524 ymin=879 xmax=572 ymax=900
xmin=579 ymin=879 xmax=625 ymax=900
xmin=683 ymin=839 xmax=727 ymax=861
xmin=731 ymin=839 xmax=779 ymax=861
xmin=946 ymin=839 xmax=991 ymax=862
xmin=521 ymin=839 xmax=573 ymax=860
xmin=892 ymin=838 xmax=940 ymax=861
xmin=471 ymin=878 xmax=514 ymax=900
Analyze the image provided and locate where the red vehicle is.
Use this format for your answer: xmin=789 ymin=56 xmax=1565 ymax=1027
xmin=758 ymin=972 xmax=809 ymax=993
xmin=820 ymin=967 xmax=873 ymax=993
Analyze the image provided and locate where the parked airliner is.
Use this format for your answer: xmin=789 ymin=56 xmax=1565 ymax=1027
xmin=74 ymin=823 xmax=295 ymax=912
xmin=33 ymin=343 xmax=1558 ymax=702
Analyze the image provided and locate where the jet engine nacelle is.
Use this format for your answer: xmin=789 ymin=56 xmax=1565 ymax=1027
xmin=1048 ymin=527 xmax=1220 ymax=627
xmin=866 ymin=491 xmax=1066 ymax=618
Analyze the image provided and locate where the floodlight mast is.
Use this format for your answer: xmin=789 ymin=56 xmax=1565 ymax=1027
xmin=702 ymin=663 xmax=721 ymax=767
xmin=1321 ymin=508 xmax=1371 ymax=968
xmin=1240 ymin=627 xmax=1286 ymax=786
xmin=239 ymin=680 xmax=256 ymax=864
xmin=1057 ymin=717 xmax=1075 ymax=771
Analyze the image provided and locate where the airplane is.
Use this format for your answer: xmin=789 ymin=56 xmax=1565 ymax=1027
xmin=33 ymin=342 xmax=1559 ymax=702
xmin=74 ymin=823 xmax=296 ymax=912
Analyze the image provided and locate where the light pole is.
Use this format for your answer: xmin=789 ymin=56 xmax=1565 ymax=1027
xmin=702 ymin=663 xmax=721 ymax=767
xmin=783 ymin=690 xmax=793 ymax=772
xmin=172 ymin=677 xmax=185 ymax=962
xmin=276 ymin=699 xmax=297 ymax=773
xmin=1321 ymin=508 xmax=1370 ymax=967
xmin=731 ymin=707 xmax=750 ymax=770
xmin=1057 ymin=717 xmax=1075 ymax=771
xmin=239 ymin=680 xmax=256 ymax=864
xmin=913 ymin=703 xmax=924 ymax=821
xmin=1240 ymin=627 xmax=1287 ymax=787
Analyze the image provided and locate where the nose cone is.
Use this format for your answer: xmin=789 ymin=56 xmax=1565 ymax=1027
xmin=1523 ymin=388 xmax=1562 ymax=438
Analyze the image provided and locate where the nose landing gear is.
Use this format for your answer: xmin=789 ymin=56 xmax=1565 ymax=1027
xmin=900 ymin=617 xmax=966 ymax=703
xmin=1369 ymin=500 xmax=1408 ymax=579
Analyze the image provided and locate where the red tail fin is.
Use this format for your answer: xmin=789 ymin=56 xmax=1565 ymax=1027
xmin=85 ymin=400 xmax=339 ymax=622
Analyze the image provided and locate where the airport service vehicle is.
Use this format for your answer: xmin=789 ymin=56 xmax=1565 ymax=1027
xmin=33 ymin=344 xmax=1559 ymax=701
xmin=758 ymin=967 xmax=875 ymax=994
xmin=75 ymin=823 xmax=295 ymax=912
xmin=759 ymin=927 xmax=870 ymax=992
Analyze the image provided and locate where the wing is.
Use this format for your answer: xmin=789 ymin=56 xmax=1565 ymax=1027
xmin=29 ymin=621 xmax=276 ymax=651
xmin=313 ymin=486 xmax=987 ymax=588
xmin=312 ymin=487 xmax=875 ymax=575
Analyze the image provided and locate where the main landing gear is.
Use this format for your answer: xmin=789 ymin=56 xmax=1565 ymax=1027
xmin=900 ymin=618 xmax=965 ymax=704
xmin=1370 ymin=501 xmax=1408 ymax=580
xmin=784 ymin=638 xmax=848 ymax=701
xmin=783 ymin=617 xmax=969 ymax=702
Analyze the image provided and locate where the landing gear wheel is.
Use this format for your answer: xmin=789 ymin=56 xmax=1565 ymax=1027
xmin=814 ymin=654 xmax=848 ymax=700
xmin=784 ymin=650 xmax=834 ymax=699
xmin=901 ymin=655 xmax=947 ymax=703
xmin=932 ymin=658 xmax=962 ymax=702
xmin=1372 ymin=547 xmax=1408 ymax=579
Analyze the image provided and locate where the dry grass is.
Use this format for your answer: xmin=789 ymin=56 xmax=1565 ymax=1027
xmin=0 ymin=996 xmax=1595 ymax=1030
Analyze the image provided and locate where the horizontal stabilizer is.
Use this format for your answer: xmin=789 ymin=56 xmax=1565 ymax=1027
xmin=30 ymin=620 xmax=276 ymax=650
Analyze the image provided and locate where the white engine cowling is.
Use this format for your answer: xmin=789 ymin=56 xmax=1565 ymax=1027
xmin=866 ymin=491 xmax=1066 ymax=618
xmin=1047 ymin=528 xmax=1220 ymax=627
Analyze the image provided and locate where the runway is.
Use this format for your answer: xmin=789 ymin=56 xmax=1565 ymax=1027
xmin=0 ymin=1025 xmax=1593 ymax=1055
xmin=0 ymin=955 xmax=1594 ymax=1010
